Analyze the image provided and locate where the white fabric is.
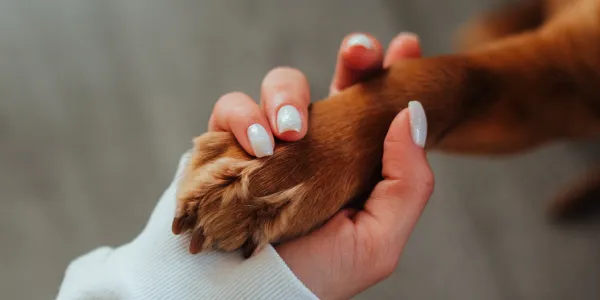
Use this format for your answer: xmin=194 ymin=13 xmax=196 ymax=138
xmin=56 ymin=151 xmax=318 ymax=300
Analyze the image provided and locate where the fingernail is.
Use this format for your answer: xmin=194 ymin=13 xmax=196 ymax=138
xmin=347 ymin=33 xmax=373 ymax=49
xmin=277 ymin=105 xmax=302 ymax=134
xmin=408 ymin=101 xmax=427 ymax=148
xmin=247 ymin=124 xmax=273 ymax=157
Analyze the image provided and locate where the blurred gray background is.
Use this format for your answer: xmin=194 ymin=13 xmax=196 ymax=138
xmin=1 ymin=0 xmax=599 ymax=299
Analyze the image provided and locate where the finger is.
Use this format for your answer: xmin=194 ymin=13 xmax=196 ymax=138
xmin=358 ymin=101 xmax=433 ymax=242
xmin=329 ymin=33 xmax=384 ymax=95
xmin=383 ymin=32 xmax=422 ymax=68
xmin=261 ymin=67 xmax=310 ymax=141
xmin=208 ymin=92 xmax=274 ymax=157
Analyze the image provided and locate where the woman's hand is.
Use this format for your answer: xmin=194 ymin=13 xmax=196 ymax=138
xmin=207 ymin=32 xmax=433 ymax=299
xmin=206 ymin=32 xmax=422 ymax=157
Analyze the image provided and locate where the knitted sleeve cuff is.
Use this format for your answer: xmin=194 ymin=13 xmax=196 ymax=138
xmin=56 ymin=244 xmax=318 ymax=300
xmin=56 ymin=151 xmax=318 ymax=300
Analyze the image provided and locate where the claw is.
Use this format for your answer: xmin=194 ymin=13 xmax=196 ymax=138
xmin=171 ymin=217 xmax=185 ymax=235
xmin=172 ymin=214 xmax=197 ymax=235
xmin=189 ymin=229 xmax=206 ymax=254
xmin=242 ymin=239 xmax=257 ymax=259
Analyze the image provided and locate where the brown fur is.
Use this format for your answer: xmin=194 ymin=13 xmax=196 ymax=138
xmin=172 ymin=0 xmax=600 ymax=257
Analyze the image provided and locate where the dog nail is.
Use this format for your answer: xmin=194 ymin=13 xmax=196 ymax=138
xmin=189 ymin=230 xmax=206 ymax=254
xmin=242 ymin=240 xmax=257 ymax=258
xmin=347 ymin=33 xmax=373 ymax=49
xmin=408 ymin=101 xmax=428 ymax=148
xmin=247 ymin=124 xmax=274 ymax=157
xmin=172 ymin=218 xmax=183 ymax=234
xmin=277 ymin=105 xmax=302 ymax=134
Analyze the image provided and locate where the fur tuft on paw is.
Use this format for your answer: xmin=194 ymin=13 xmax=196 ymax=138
xmin=172 ymin=132 xmax=308 ymax=257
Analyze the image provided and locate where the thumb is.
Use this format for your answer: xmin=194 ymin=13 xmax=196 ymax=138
xmin=361 ymin=101 xmax=434 ymax=241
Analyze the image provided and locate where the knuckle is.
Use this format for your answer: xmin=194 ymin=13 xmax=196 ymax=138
xmin=417 ymin=167 xmax=435 ymax=194
xmin=263 ymin=67 xmax=307 ymax=87
xmin=215 ymin=92 xmax=256 ymax=114
xmin=212 ymin=92 xmax=260 ymax=128
xmin=270 ymin=66 xmax=302 ymax=76
xmin=383 ymin=158 xmax=435 ymax=196
xmin=207 ymin=113 xmax=218 ymax=130
xmin=217 ymin=91 xmax=248 ymax=104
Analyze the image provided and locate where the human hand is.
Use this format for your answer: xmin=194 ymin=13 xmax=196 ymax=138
xmin=204 ymin=32 xmax=422 ymax=157
xmin=276 ymin=33 xmax=433 ymax=299
xmin=206 ymin=32 xmax=433 ymax=299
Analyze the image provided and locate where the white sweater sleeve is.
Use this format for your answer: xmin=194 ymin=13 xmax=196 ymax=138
xmin=56 ymin=151 xmax=318 ymax=300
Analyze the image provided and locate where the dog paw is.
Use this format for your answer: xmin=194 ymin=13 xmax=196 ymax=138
xmin=172 ymin=132 xmax=326 ymax=257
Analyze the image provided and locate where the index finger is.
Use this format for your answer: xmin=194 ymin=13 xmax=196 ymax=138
xmin=208 ymin=92 xmax=275 ymax=158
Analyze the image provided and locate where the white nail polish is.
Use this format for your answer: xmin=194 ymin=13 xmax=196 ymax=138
xmin=408 ymin=101 xmax=428 ymax=148
xmin=247 ymin=124 xmax=273 ymax=157
xmin=347 ymin=34 xmax=373 ymax=49
xmin=277 ymin=105 xmax=302 ymax=134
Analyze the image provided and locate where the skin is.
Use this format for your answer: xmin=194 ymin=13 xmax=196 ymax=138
xmin=206 ymin=32 xmax=434 ymax=299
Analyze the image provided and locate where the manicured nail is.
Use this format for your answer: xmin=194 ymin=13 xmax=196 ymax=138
xmin=347 ymin=33 xmax=373 ymax=49
xmin=277 ymin=105 xmax=302 ymax=134
xmin=247 ymin=124 xmax=273 ymax=157
xmin=408 ymin=101 xmax=427 ymax=148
